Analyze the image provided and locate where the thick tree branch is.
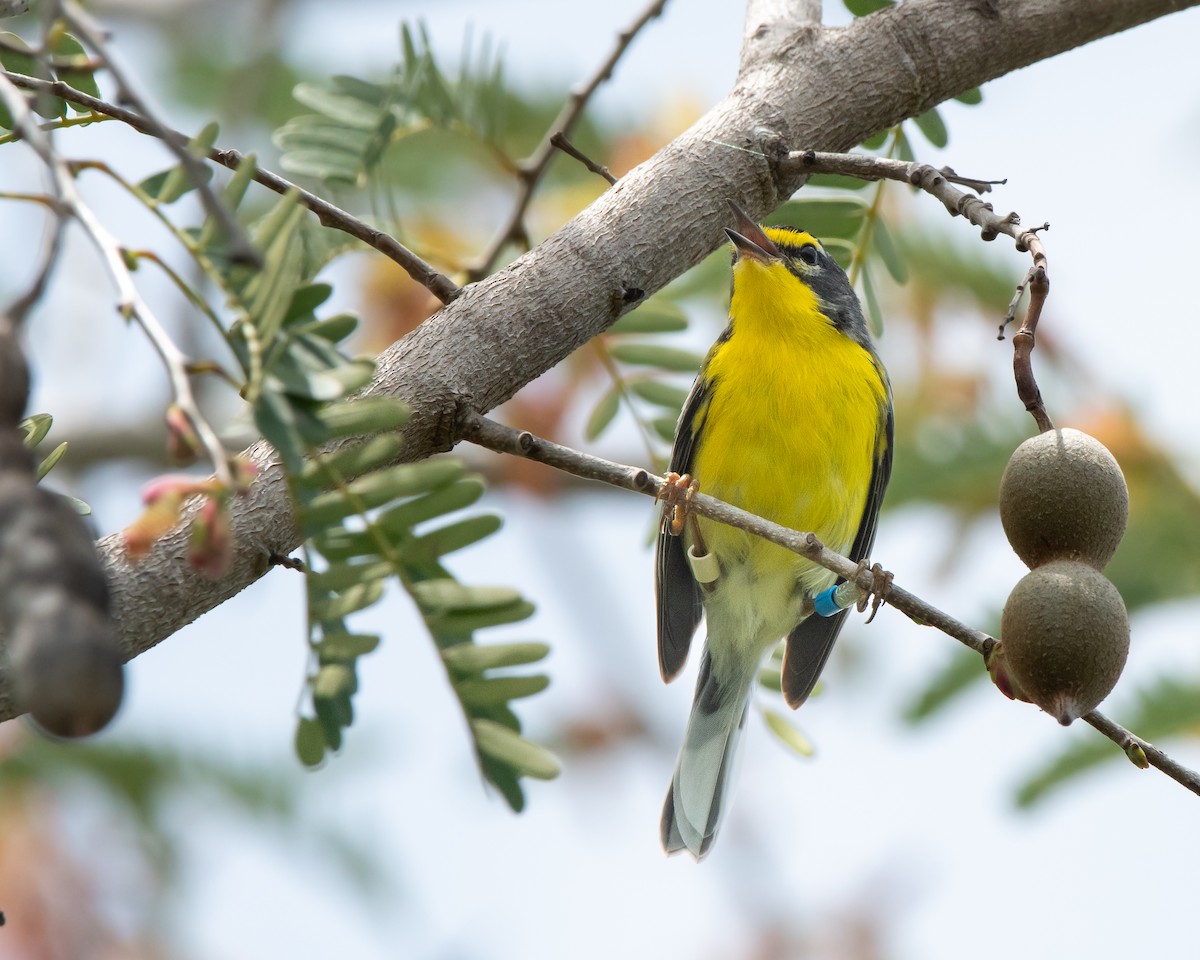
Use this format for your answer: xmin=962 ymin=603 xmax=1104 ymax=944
xmin=43 ymin=0 xmax=1198 ymax=715
xmin=741 ymin=0 xmax=821 ymax=72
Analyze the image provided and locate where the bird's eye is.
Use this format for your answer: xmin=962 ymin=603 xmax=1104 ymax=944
xmin=797 ymin=244 xmax=819 ymax=266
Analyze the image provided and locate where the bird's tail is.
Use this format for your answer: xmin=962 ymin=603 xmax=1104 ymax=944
xmin=661 ymin=651 xmax=757 ymax=860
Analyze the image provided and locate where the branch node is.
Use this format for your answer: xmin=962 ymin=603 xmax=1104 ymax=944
xmin=517 ymin=430 xmax=536 ymax=452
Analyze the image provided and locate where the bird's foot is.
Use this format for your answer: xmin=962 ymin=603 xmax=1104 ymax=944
xmin=854 ymin=560 xmax=894 ymax=624
xmin=657 ymin=472 xmax=698 ymax=537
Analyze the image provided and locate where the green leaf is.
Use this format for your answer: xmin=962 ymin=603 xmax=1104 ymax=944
xmin=318 ymin=397 xmax=411 ymax=438
xmin=0 ymin=33 xmax=64 ymax=120
xmin=314 ymin=662 xmax=357 ymax=700
xmin=871 ymin=217 xmax=908 ymax=284
xmin=457 ymin=674 xmax=549 ymax=708
xmin=198 ymin=153 xmax=258 ymax=252
xmin=273 ymin=119 xmax=376 ymax=155
xmin=901 ymin=646 xmax=982 ymax=723
xmin=769 ymin=197 xmax=868 ymax=241
xmin=297 ymin=314 xmax=359 ymax=344
xmin=471 ymin=718 xmax=560 ymax=780
xmin=295 ymin=717 xmax=327 ymax=767
xmin=19 ymin=413 xmax=53 ymax=448
xmin=378 ymin=476 xmax=486 ymax=530
xmin=331 ymin=74 xmax=390 ymax=106
xmin=441 ymin=641 xmax=550 ymax=675
xmin=244 ymin=192 xmax=306 ymax=345
xmin=310 ymin=579 xmax=384 ymax=621
xmin=35 ymin=441 xmax=68 ymax=481
xmin=608 ymin=300 xmax=688 ymax=335
xmin=608 ymin=343 xmax=704 ymax=373
xmin=412 ymin=513 xmax=502 ymax=559
xmin=954 ymin=87 xmax=983 ymax=106
xmin=629 ymin=379 xmax=690 ymax=411
xmin=911 ymin=107 xmax=949 ymax=148
xmin=269 ymin=355 xmax=375 ymax=402
xmin=860 ymin=263 xmax=884 ymax=337
xmin=277 ymin=147 xmax=364 ymax=186
xmin=585 ymin=384 xmax=621 ymax=441
xmin=313 ymin=697 xmax=345 ymax=751
xmin=283 ymin=283 xmax=335 ymax=324
xmin=429 ymin=598 xmax=536 ymax=636
xmin=254 ymin=389 xmax=321 ymax=472
xmin=843 ymin=0 xmax=893 ymax=14
xmin=307 ymin=559 xmax=392 ymax=594
xmin=757 ymin=666 xmax=782 ymax=693
xmin=860 ymin=129 xmax=889 ymax=150
xmin=139 ymin=121 xmax=220 ymax=204
xmin=651 ymin=415 xmax=678 ymax=443
xmin=51 ymin=33 xmax=102 ymax=103
xmin=66 ymin=496 xmax=91 ymax=516
xmin=317 ymin=633 xmax=381 ymax=659
xmin=410 ymin=581 xmax=522 ymax=615
xmin=292 ymin=81 xmax=385 ymax=129
xmin=301 ymin=460 xmax=464 ymax=529
xmin=763 ymin=709 xmax=815 ymax=757
xmin=805 ymin=173 xmax=870 ymax=191
xmin=297 ymin=434 xmax=406 ymax=489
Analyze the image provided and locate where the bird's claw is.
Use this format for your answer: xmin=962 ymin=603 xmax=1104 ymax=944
xmin=854 ymin=560 xmax=894 ymax=623
xmin=657 ymin=472 xmax=698 ymax=537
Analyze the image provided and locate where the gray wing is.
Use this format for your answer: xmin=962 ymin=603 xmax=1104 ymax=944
xmin=654 ymin=375 xmax=711 ymax=682
xmin=781 ymin=388 xmax=894 ymax=708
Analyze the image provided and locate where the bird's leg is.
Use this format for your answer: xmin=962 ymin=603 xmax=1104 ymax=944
xmin=854 ymin=560 xmax=894 ymax=624
xmin=659 ymin=473 xmax=719 ymax=588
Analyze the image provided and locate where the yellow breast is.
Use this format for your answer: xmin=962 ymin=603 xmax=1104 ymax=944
xmin=690 ymin=259 xmax=887 ymax=592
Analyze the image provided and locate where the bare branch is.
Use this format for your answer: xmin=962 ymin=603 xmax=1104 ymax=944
xmin=469 ymin=0 xmax=669 ymax=280
xmin=786 ymin=150 xmax=1054 ymax=431
xmin=0 ymin=72 xmax=233 ymax=487
xmin=458 ymin=412 xmax=1200 ymax=800
xmin=58 ymin=1 xmax=259 ymax=267
xmin=0 ymin=72 xmax=463 ymax=305
xmin=550 ymin=132 xmax=617 ymax=186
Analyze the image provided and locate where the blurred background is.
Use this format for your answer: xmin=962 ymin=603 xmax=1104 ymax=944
xmin=4 ymin=0 xmax=1200 ymax=957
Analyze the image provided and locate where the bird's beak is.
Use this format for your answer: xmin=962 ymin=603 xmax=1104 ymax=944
xmin=725 ymin=200 xmax=782 ymax=264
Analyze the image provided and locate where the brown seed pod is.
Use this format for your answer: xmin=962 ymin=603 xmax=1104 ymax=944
xmin=999 ymin=428 xmax=1128 ymax=570
xmin=999 ymin=560 xmax=1129 ymax=725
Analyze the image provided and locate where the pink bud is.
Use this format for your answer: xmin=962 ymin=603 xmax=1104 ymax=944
xmin=188 ymin=495 xmax=232 ymax=578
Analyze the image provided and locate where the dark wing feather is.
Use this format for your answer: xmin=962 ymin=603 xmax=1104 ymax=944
xmin=781 ymin=383 xmax=894 ymax=708
xmin=655 ymin=375 xmax=712 ymax=682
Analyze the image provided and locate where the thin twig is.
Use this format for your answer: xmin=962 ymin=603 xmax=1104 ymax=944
xmin=0 ymin=72 xmax=233 ymax=488
xmin=468 ymin=0 xmax=668 ymax=280
xmin=457 ymin=410 xmax=1200 ymax=800
xmin=549 ymin=131 xmax=617 ymax=185
xmin=0 ymin=70 xmax=463 ymax=305
xmin=785 ymin=150 xmax=1054 ymax=433
xmin=58 ymin=1 xmax=259 ymax=267
xmin=1010 ymin=240 xmax=1053 ymax=432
